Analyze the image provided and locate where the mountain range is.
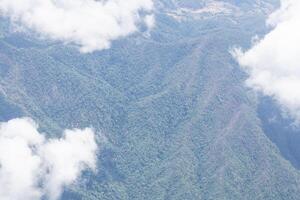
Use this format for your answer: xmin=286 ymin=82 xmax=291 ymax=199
xmin=1 ymin=0 xmax=300 ymax=199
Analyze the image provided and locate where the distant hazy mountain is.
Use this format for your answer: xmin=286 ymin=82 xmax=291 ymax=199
xmin=1 ymin=0 xmax=300 ymax=199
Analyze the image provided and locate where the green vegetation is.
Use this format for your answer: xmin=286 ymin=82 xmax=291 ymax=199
xmin=1 ymin=1 xmax=299 ymax=200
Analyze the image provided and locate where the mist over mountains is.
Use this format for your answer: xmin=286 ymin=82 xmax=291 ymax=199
xmin=1 ymin=0 xmax=300 ymax=200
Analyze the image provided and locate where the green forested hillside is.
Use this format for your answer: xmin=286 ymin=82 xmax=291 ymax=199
xmin=1 ymin=0 xmax=300 ymax=199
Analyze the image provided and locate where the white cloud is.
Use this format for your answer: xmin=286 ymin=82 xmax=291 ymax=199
xmin=233 ymin=0 xmax=300 ymax=121
xmin=144 ymin=14 xmax=155 ymax=29
xmin=0 ymin=118 xmax=98 ymax=200
xmin=0 ymin=0 xmax=154 ymax=53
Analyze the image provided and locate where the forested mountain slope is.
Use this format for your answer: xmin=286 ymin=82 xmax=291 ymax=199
xmin=1 ymin=0 xmax=300 ymax=199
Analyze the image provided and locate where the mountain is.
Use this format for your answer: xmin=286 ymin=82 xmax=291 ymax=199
xmin=1 ymin=0 xmax=300 ymax=199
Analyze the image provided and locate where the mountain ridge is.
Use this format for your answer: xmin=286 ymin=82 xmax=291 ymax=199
xmin=1 ymin=0 xmax=300 ymax=199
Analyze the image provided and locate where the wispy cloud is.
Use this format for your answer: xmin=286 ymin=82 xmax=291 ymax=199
xmin=233 ymin=0 xmax=300 ymax=121
xmin=0 ymin=0 xmax=154 ymax=52
xmin=0 ymin=118 xmax=98 ymax=200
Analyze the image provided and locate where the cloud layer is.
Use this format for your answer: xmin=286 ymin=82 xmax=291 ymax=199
xmin=0 ymin=0 xmax=154 ymax=52
xmin=234 ymin=0 xmax=300 ymax=121
xmin=0 ymin=118 xmax=98 ymax=200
